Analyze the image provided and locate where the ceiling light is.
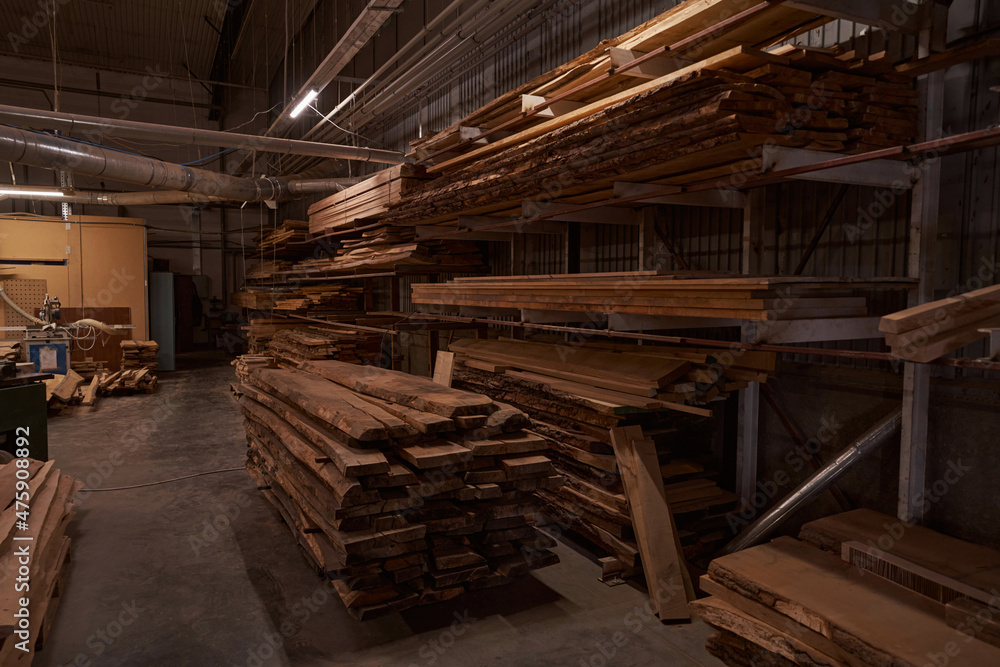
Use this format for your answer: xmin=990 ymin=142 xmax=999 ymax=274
xmin=289 ymin=90 xmax=320 ymax=118
xmin=0 ymin=189 xmax=66 ymax=198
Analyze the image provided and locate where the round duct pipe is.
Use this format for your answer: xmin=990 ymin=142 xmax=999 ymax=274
xmin=0 ymin=125 xmax=363 ymax=203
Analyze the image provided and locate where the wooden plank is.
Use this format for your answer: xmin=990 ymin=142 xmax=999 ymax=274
xmin=51 ymin=369 xmax=84 ymax=403
xmin=691 ymin=595 xmax=855 ymax=667
xmin=299 ymin=360 xmax=494 ymax=417
xmin=946 ymin=598 xmax=1000 ymax=649
xmin=707 ymin=537 xmax=1000 ymax=666
xmin=251 ymin=368 xmax=390 ymax=443
xmin=432 ymin=351 xmax=456 ymax=387
xmin=610 ymin=425 xmax=693 ymax=621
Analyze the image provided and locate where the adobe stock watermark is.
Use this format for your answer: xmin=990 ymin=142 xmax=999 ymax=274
xmin=235 ymin=584 xmax=332 ymax=667
xmin=188 ymin=489 xmax=254 ymax=556
xmin=406 ymin=610 xmax=477 ymax=666
xmin=578 ymin=577 xmax=686 ymax=667
xmin=6 ymin=0 xmax=72 ymax=53
xmin=62 ymin=600 xmax=145 ymax=667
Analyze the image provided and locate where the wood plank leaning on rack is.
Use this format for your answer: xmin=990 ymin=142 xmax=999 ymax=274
xmin=610 ymin=426 xmax=694 ymax=621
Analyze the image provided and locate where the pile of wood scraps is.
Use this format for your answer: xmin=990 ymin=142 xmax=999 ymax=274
xmin=0 ymin=459 xmax=81 ymax=664
xmin=693 ymin=509 xmax=1000 ymax=665
xmin=414 ymin=273 xmax=906 ymax=321
xmin=236 ymin=361 xmax=563 ymax=619
xmin=99 ymin=368 xmax=158 ymax=395
xmin=880 ymin=284 xmax=1000 ymax=363
xmin=120 ymin=340 xmax=159 ymax=372
xmin=266 ymin=327 xmax=382 ymax=367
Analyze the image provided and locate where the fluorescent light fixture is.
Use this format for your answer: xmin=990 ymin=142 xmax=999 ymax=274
xmin=289 ymin=90 xmax=320 ymax=118
xmin=0 ymin=189 xmax=66 ymax=198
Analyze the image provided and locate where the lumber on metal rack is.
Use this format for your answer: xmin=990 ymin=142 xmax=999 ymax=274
xmin=414 ymin=273 xmax=907 ymax=321
xmin=448 ymin=337 xmax=746 ymax=588
xmin=234 ymin=361 xmax=562 ymax=619
xmin=880 ymin=284 xmax=1000 ymax=363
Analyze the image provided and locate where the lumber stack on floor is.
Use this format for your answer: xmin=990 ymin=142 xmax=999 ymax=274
xmin=0 ymin=459 xmax=82 ymax=664
xmin=235 ymin=361 xmax=562 ymax=619
xmin=448 ymin=338 xmax=760 ymax=580
xmin=693 ymin=514 xmax=1000 ymax=666
xmin=120 ymin=340 xmax=159 ymax=373
xmin=68 ymin=359 xmax=106 ymax=381
xmin=266 ymin=327 xmax=382 ymax=367
xmin=880 ymin=284 xmax=1000 ymax=363
xmin=414 ymin=273 xmax=909 ymax=321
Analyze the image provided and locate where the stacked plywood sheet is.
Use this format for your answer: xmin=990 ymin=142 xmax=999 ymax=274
xmin=0 ymin=459 xmax=82 ymax=664
xmin=447 ymin=338 xmax=768 ymax=588
xmin=307 ymin=165 xmax=434 ymax=236
xmin=693 ymin=512 xmax=1000 ymax=666
xmin=236 ymin=361 xmax=562 ymax=619
xmin=413 ymin=273 xmax=913 ymax=321
xmin=266 ymin=327 xmax=382 ymax=367
xmin=120 ymin=340 xmax=158 ymax=372
xmin=880 ymin=284 xmax=1000 ymax=363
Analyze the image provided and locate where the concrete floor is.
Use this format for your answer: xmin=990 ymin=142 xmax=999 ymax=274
xmin=37 ymin=351 xmax=724 ymax=667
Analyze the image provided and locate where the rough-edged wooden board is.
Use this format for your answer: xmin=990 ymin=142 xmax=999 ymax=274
xmin=251 ymin=368 xmax=390 ymax=442
xmin=610 ymin=425 xmax=693 ymax=621
xmin=708 ymin=537 xmax=1000 ymax=666
xmin=691 ymin=596 xmax=847 ymax=667
xmin=300 ymin=360 xmax=494 ymax=417
xmin=238 ymin=383 xmax=389 ymax=477
xmin=698 ymin=575 xmax=867 ymax=667
xmin=946 ymin=598 xmax=1000 ymax=648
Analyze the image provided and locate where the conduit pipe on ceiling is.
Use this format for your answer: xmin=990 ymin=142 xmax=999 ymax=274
xmin=287 ymin=0 xmax=547 ymax=173
xmin=0 ymin=125 xmax=364 ymax=202
xmin=0 ymin=104 xmax=409 ymax=165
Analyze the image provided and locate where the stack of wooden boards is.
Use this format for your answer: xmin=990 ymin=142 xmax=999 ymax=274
xmin=380 ymin=0 xmax=930 ymax=231
xmin=253 ymin=220 xmax=313 ymax=259
xmin=286 ymin=236 xmax=486 ymax=277
xmin=69 ymin=359 xmax=106 ymax=381
xmin=120 ymin=340 xmax=159 ymax=373
xmin=96 ymin=368 xmax=158 ymax=395
xmin=448 ymin=338 xmax=776 ymax=584
xmin=413 ymin=273 xmax=909 ymax=321
xmin=450 ymin=337 xmax=775 ymax=408
xmin=231 ymin=355 xmax=276 ymax=391
xmin=266 ymin=327 xmax=382 ymax=367
xmin=0 ymin=459 xmax=82 ymax=664
xmin=235 ymin=360 xmax=563 ymax=619
xmin=693 ymin=509 xmax=1000 ymax=665
xmin=880 ymin=284 xmax=1000 ymax=363
xmin=307 ymin=165 xmax=433 ymax=236
xmin=234 ymin=285 xmax=363 ymax=314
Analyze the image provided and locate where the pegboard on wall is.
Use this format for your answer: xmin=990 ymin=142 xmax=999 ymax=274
xmin=0 ymin=279 xmax=47 ymax=335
